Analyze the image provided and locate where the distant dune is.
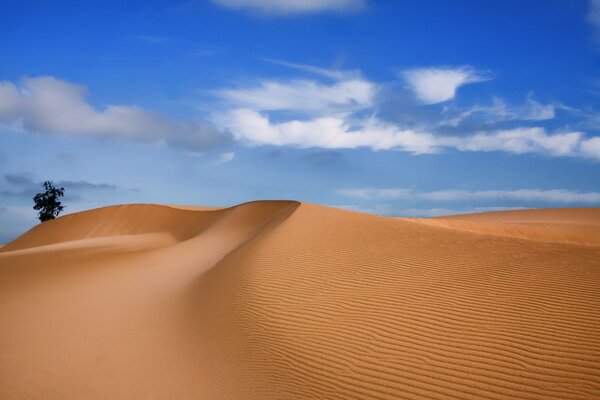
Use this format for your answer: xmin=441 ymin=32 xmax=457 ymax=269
xmin=407 ymin=208 xmax=600 ymax=246
xmin=1 ymin=202 xmax=599 ymax=399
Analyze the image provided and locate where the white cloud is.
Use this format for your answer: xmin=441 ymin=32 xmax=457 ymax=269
xmin=210 ymin=0 xmax=365 ymax=15
xmin=441 ymin=96 xmax=558 ymax=127
xmin=211 ymin=61 xmax=598 ymax=160
xmin=519 ymin=97 xmax=558 ymax=120
xmin=216 ymin=78 xmax=375 ymax=115
xmin=4 ymin=69 xmax=595 ymax=163
xmin=444 ymin=128 xmax=582 ymax=156
xmin=402 ymin=66 xmax=490 ymax=104
xmin=338 ymin=187 xmax=600 ymax=204
xmin=580 ymin=136 xmax=600 ymax=160
xmin=0 ymin=76 xmax=227 ymax=150
xmin=215 ymin=109 xmax=441 ymax=153
xmin=215 ymin=151 xmax=236 ymax=164
xmin=215 ymin=109 xmax=586 ymax=157
xmin=261 ymin=58 xmax=358 ymax=80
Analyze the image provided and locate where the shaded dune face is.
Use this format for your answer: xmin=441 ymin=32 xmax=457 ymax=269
xmin=1 ymin=203 xmax=599 ymax=399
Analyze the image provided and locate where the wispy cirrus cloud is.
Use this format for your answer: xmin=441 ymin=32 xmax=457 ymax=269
xmin=0 ymin=76 xmax=229 ymax=151
xmin=216 ymin=78 xmax=375 ymax=115
xmin=440 ymin=95 xmax=559 ymax=127
xmin=402 ymin=66 xmax=490 ymax=104
xmin=261 ymin=58 xmax=359 ymax=80
xmin=210 ymin=0 xmax=366 ymax=15
xmin=338 ymin=187 xmax=600 ymax=204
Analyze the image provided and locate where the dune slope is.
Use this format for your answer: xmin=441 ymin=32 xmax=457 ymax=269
xmin=1 ymin=203 xmax=599 ymax=399
xmin=407 ymin=208 xmax=600 ymax=246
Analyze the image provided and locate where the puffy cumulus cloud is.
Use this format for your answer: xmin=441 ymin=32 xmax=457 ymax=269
xmin=216 ymin=78 xmax=375 ymax=115
xmin=210 ymin=0 xmax=366 ymax=15
xmin=338 ymin=187 xmax=600 ymax=204
xmin=215 ymin=108 xmax=586 ymax=157
xmin=0 ymin=76 xmax=229 ymax=151
xmin=402 ymin=66 xmax=490 ymax=104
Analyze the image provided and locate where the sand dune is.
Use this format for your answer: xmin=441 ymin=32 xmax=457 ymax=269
xmin=407 ymin=208 xmax=600 ymax=246
xmin=1 ymin=202 xmax=599 ymax=399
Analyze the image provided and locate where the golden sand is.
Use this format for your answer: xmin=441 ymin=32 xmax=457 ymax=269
xmin=1 ymin=202 xmax=599 ymax=399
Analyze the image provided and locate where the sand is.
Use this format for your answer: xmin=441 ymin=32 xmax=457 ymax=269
xmin=407 ymin=208 xmax=600 ymax=246
xmin=1 ymin=202 xmax=599 ymax=399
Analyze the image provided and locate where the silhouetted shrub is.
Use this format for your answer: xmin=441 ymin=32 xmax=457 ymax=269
xmin=33 ymin=181 xmax=65 ymax=222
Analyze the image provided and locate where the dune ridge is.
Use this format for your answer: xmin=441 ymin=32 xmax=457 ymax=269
xmin=1 ymin=202 xmax=599 ymax=399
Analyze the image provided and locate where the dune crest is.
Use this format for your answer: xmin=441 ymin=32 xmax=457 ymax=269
xmin=1 ymin=202 xmax=599 ymax=399
xmin=1 ymin=201 xmax=298 ymax=253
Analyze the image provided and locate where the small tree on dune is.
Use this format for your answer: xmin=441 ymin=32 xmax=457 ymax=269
xmin=33 ymin=181 xmax=65 ymax=222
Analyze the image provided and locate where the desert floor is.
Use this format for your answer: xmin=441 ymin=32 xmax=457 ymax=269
xmin=1 ymin=202 xmax=599 ymax=399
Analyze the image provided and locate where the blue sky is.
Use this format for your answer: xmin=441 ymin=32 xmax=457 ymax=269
xmin=1 ymin=0 xmax=600 ymax=241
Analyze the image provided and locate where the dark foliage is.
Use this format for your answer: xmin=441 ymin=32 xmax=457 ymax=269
xmin=33 ymin=181 xmax=65 ymax=222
